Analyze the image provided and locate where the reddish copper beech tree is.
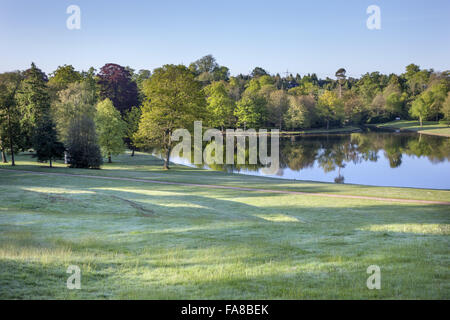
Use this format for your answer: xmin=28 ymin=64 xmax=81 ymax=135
xmin=97 ymin=63 xmax=139 ymax=115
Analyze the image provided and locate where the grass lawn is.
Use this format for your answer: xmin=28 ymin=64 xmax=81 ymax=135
xmin=0 ymin=152 xmax=449 ymax=299
xmin=374 ymin=120 xmax=450 ymax=137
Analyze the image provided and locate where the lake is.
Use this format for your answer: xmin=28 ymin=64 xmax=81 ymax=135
xmin=167 ymin=128 xmax=450 ymax=190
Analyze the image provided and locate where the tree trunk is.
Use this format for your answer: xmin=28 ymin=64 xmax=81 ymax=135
xmin=326 ymin=120 xmax=330 ymax=130
xmin=131 ymin=147 xmax=135 ymax=157
xmin=108 ymin=153 xmax=112 ymax=163
xmin=163 ymin=146 xmax=171 ymax=170
xmin=7 ymin=112 xmax=15 ymax=166
xmin=1 ymin=149 xmax=7 ymax=163
xmin=49 ymin=158 xmax=52 ymax=168
xmin=419 ymin=116 xmax=423 ymax=127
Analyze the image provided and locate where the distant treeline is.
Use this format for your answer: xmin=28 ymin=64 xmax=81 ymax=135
xmin=1 ymin=55 xmax=449 ymax=168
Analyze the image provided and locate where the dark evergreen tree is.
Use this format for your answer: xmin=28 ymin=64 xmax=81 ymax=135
xmin=0 ymin=71 xmax=23 ymax=166
xmin=16 ymin=63 xmax=50 ymax=148
xmin=32 ymin=115 xmax=65 ymax=168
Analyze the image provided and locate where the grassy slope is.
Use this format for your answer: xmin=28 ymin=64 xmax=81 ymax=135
xmin=0 ymin=153 xmax=449 ymax=299
xmin=1 ymin=153 xmax=449 ymax=202
xmin=374 ymin=120 xmax=450 ymax=137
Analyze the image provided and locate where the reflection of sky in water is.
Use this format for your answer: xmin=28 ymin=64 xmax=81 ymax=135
xmin=168 ymin=152 xmax=450 ymax=190
xmin=250 ymin=154 xmax=450 ymax=190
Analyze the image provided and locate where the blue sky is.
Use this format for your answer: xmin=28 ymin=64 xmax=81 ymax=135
xmin=1 ymin=0 xmax=449 ymax=78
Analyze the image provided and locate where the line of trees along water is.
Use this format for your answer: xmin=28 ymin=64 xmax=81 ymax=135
xmin=0 ymin=55 xmax=449 ymax=168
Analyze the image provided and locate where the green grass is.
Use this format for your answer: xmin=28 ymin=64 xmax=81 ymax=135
xmin=374 ymin=120 xmax=450 ymax=137
xmin=0 ymin=152 xmax=449 ymax=299
xmin=2 ymin=153 xmax=449 ymax=202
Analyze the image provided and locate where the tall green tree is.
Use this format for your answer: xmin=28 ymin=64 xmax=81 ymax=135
xmin=410 ymin=82 xmax=448 ymax=126
xmin=410 ymin=92 xmax=431 ymax=127
xmin=66 ymin=115 xmax=103 ymax=169
xmin=16 ymin=63 xmax=50 ymax=148
xmin=124 ymin=106 xmax=142 ymax=156
xmin=267 ymin=90 xmax=289 ymax=129
xmin=48 ymin=65 xmax=82 ymax=90
xmin=52 ymin=81 xmax=97 ymax=144
xmin=284 ymin=95 xmax=315 ymax=130
xmin=317 ymin=90 xmax=344 ymax=129
xmin=32 ymin=115 xmax=65 ymax=168
xmin=95 ymin=99 xmax=127 ymax=163
xmin=234 ymin=94 xmax=267 ymax=129
xmin=134 ymin=64 xmax=206 ymax=169
xmin=335 ymin=68 xmax=347 ymax=98
xmin=0 ymin=71 xmax=23 ymax=166
xmin=204 ymin=81 xmax=235 ymax=131
xmin=442 ymin=92 xmax=450 ymax=125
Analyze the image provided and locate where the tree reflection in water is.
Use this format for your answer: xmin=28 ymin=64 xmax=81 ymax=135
xmin=157 ymin=129 xmax=450 ymax=187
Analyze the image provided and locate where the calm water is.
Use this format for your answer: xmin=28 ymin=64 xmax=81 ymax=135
xmin=167 ymin=129 xmax=450 ymax=190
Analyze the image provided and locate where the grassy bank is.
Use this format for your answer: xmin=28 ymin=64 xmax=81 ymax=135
xmin=1 ymin=153 xmax=449 ymax=202
xmin=372 ymin=120 xmax=450 ymax=137
xmin=0 ymin=153 xmax=449 ymax=299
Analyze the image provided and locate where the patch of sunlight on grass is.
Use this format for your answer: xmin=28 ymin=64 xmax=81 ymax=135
xmin=91 ymin=187 xmax=181 ymax=197
xmin=0 ymin=243 xmax=73 ymax=263
xmin=358 ymin=223 xmax=450 ymax=235
xmin=254 ymin=213 xmax=304 ymax=223
xmin=22 ymin=187 xmax=95 ymax=194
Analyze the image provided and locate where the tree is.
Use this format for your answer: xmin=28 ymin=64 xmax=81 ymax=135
xmin=410 ymin=93 xmax=430 ymax=127
xmin=251 ymin=67 xmax=269 ymax=78
xmin=234 ymin=94 xmax=267 ymax=129
xmin=95 ymin=98 xmax=126 ymax=163
xmin=124 ymin=106 xmax=142 ymax=156
xmin=212 ymin=66 xmax=230 ymax=81
xmin=97 ymin=63 xmax=139 ymax=115
xmin=410 ymin=82 xmax=448 ymax=126
xmin=383 ymin=83 xmax=406 ymax=118
xmin=335 ymin=68 xmax=347 ymax=98
xmin=16 ymin=63 xmax=50 ymax=148
xmin=48 ymin=65 xmax=82 ymax=91
xmin=66 ymin=115 xmax=103 ymax=169
xmin=317 ymin=90 xmax=344 ymax=129
xmin=427 ymin=81 xmax=448 ymax=121
xmin=32 ymin=115 xmax=65 ymax=168
xmin=132 ymin=69 xmax=151 ymax=104
xmin=342 ymin=90 xmax=366 ymax=125
xmin=190 ymin=55 xmax=218 ymax=74
xmin=134 ymin=65 xmax=206 ymax=169
xmin=404 ymin=64 xmax=431 ymax=96
xmin=356 ymin=72 xmax=388 ymax=111
xmin=267 ymin=90 xmax=289 ymax=129
xmin=0 ymin=71 xmax=23 ymax=166
xmin=442 ymin=92 xmax=450 ymax=125
xmin=52 ymin=82 xmax=97 ymax=144
xmin=284 ymin=95 xmax=315 ymax=130
xmin=204 ymin=81 xmax=235 ymax=131
xmin=48 ymin=64 xmax=83 ymax=104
